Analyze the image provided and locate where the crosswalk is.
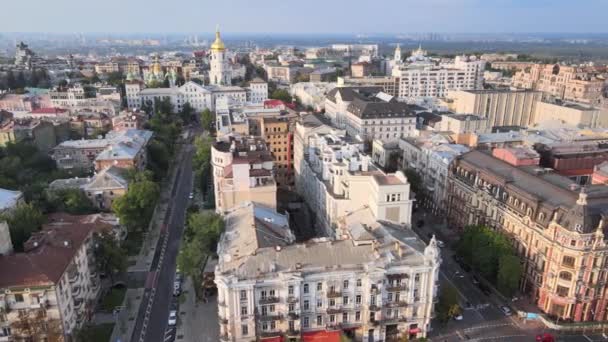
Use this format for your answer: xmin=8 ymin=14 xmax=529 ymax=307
xmin=164 ymin=327 xmax=175 ymax=342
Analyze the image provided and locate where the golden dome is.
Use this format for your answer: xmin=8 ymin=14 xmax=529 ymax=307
xmin=152 ymin=56 xmax=162 ymax=74
xmin=211 ymin=26 xmax=225 ymax=51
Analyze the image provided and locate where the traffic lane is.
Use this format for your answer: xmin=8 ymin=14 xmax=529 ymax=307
xmin=144 ymin=148 xmax=194 ymax=342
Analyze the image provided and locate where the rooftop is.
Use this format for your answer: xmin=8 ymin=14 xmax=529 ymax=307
xmin=0 ymin=188 xmax=23 ymax=211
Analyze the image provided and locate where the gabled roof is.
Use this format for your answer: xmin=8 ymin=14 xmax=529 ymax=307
xmin=84 ymin=166 xmax=129 ymax=191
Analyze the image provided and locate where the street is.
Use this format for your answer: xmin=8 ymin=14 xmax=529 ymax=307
xmin=130 ymin=141 xmax=195 ymax=342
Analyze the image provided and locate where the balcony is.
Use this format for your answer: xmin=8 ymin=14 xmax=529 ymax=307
xmin=74 ymin=298 xmax=84 ymax=311
xmin=258 ymin=314 xmax=283 ymax=322
xmin=326 ymin=307 xmax=343 ymax=314
xmin=384 ymin=301 xmax=408 ymax=308
xmin=287 ymin=296 xmax=299 ymax=303
xmin=385 ymin=284 xmax=408 ymax=292
xmin=327 ymin=290 xmax=342 ymax=298
xmin=288 ymin=312 xmax=300 ymax=320
xmin=259 ymin=296 xmax=281 ymax=304
xmin=220 ymin=334 xmax=230 ymax=341
xmin=260 ymin=330 xmax=283 ymax=338
xmin=369 ymin=304 xmax=380 ymax=311
xmin=68 ymin=268 xmax=79 ymax=284
xmin=71 ymin=285 xmax=82 ymax=298
xmin=220 ymin=318 xmax=228 ymax=325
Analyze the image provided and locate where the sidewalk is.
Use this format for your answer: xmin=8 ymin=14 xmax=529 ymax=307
xmin=177 ymin=276 xmax=219 ymax=342
xmin=107 ymin=143 xmax=186 ymax=342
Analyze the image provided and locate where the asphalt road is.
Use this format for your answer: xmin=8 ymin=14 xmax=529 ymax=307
xmin=130 ymin=142 xmax=195 ymax=342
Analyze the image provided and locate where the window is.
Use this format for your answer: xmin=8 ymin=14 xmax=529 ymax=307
xmin=317 ymin=282 xmax=322 ymax=291
xmin=241 ymin=305 xmax=248 ymax=315
xmin=303 ymin=300 xmax=310 ymax=310
xmin=288 ymin=285 xmax=294 ymax=295
xmin=562 ymin=256 xmax=576 ymax=268
xmin=289 ymin=303 xmax=295 ymax=312
xmin=414 ymin=274 xmax=420 ymax=282
xmin=316 ymin=315 xmax=322 ymax=326
xmin=342 ymin=312 xmax=348 ymax=323
xmin=262 ymin=306 xmax=268 ymax=316
xmin=388 ymin=293 xmax=393 ymax=302
xmin=556 ymin=286 xmax=570 ymax=297
xmin=329 ymin=298 xmax=335 ymax=307
xmin=343 ymin=280 xmax=349 ymax=289
xmin=270 ymin=321 xmax=276 ymax=330
xmin=241 ymin=324 xmax=248 ymax=336
xmin=356 ymin=279 xmax=362 ymax=287
xmin=317 ymin=299 xmax=322 ymax=308
xmin=262 ymin=322 xmax=268 ymax=331
xmin=330 ymin=314 xmax=335 ymax=323
xmin=303 ymin=317 xmax=309 ymax=328
xmin=356 ymin=295 xmax=362 ymax=305
xmin=343 ymin=296 xmax=349 ymax=305
xmin=559 ymin=271 xmax=573 ymax=281
xmin=269 ymin=305 xmax=275 ymax=312
xmin=303 ymin=284 xmax=309 ymax=294
xmin=355 ymin=311 xmax=361 ymax=321
xmin=14 ymin=294 xmax=24 ymax=303
xmin=261 ymin=290 xmax=267 ymax=299
xmin=369 ymin=312 xmax=375 ymax=322
xmin=269 ymin=289 xmax=275 ymax=297
xmin=570 ymin=240 xmax=576 ymax=247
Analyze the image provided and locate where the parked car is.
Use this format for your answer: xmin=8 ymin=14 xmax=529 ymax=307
xmin=436 ymin=240 xmax=445 ymax=248
xmin=168 ymin=310 xmax=177 ymax=326
xmin=500 ymin=306 xmax=512 ymax=316
xmin=188 ymin=192 xmax=194 ymax=200
xmin=454 ymin=314 xmax=463 ymax=321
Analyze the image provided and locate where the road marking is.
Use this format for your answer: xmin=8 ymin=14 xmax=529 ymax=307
xmin=456 ymin=330 xmax=464 ymax=340
xmin=463 ymin=323 xmax=514 ymax=332
xmin=469 ymin=335 xmax=526 ymax=341
xmin=582 ymin=335 xmax=593 ymax=342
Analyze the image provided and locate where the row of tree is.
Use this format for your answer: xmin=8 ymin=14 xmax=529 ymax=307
xmin=456 ymin=225 xmax=523 ymax=296
xmin=177 ymin=211 xmax=224 ymax=298
xmin=0 ymin=68 xmax=51 ymax=90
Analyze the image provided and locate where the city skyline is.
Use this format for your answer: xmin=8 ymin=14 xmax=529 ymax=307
xmin=2 ymin=0 xmax=608 ymax=34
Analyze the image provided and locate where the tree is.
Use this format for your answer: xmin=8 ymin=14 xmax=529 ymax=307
xmin=106 ymin=71 xmax=124 ymax=86
xmin=111 ymin=173 xmax=159 ymax=232
xmin=12 ymin=312 xmax=63 ymax=342
xmin=16 ymin=71 xmax=26 ymax=89
xmin=45 ymin=188 xmax=97 ymax=215
xmin=6 ymin=70 xmax=16 ymax=89
xmin=2 ymin=203 xmax=45 ymax=252
xmin=200 ymin=109 xmax=215 ymax=132
xmin=179 ymin=102 xmax=195 ymax=124
xmin=146 ymin=139 xmax=171 ymax=181
xmin=497 ymin=254 xmax=522 ymax=297
xmin=402 ymin=168 xmax=422 ymax=195
xmin=436 ymin=284 xmax=460 ymax=323
xmin=94 ymin=232 xmax=127 ymax=285
xmin=270 ymin=89 xmax=292 ymax=103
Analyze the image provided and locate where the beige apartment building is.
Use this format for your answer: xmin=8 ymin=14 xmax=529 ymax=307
xmin=447 ymin=89 xmax=543 ymax=128
xmin=533 ymin=100 xmax=608 ymax=128
xmin=260 ymin=117 xmax=294 ymax=188
xmin=294 ymin=114 xmax=414 ymax=236
xmin=0 ymin=213 xmax=120 ymax=341
xmin=215 ymin=202 xmax=441 ymax=342
xmin=211 ymin=137 xmax=277 ymax=213
xmin=446 ymin=150 xmax=608 ymax=322
xmin=512 ymin=64 xmax=604 ymax=104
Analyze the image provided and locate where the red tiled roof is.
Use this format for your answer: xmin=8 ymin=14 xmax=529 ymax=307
xmin=264 ymin=99 xmax=296 ymax=110
xmin=0 ymin=213 xmax=113 ymax=289
xmin=30 ymin=107 xmax=68 ymax=114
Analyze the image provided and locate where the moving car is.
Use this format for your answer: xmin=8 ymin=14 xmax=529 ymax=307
xmin=500 ymin=306 xmax=512 ymax=316
xmin=454 ymin=314 xmax=463 ymax=321
xmin=168 ymin=310 xmax=177 ymax=326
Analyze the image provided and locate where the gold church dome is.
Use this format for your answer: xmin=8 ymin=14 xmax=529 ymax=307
xmin=210 ymin=27 xmax=226 ymax=51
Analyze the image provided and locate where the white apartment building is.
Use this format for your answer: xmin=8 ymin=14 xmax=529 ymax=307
xmin=294 ymin=117 xmax=414 ymax=236
xmin=0 ymin=213 xmax=120 ymax=341
xmin=215 ymin=201 xmax=440 ymax=342
xmin=325 ymin=87 xmax=418 ymax=143
xmin=248 ymin=78 xmax=269 ymax=104
xmin=290 ymin=82 xmax=337 ymax=111
xmin=399 ymin=134 xmax=470 ymax=215
xmin=391 ymin=48 xmax=485 ymax=100
xmin=49 ymin=85 xmax=88 ymax=108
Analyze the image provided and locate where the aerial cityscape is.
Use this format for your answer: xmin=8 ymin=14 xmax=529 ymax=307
xmin=1 ymin=1 xmax=608 ymax=342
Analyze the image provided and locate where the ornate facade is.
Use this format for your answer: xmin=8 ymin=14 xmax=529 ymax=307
xmin=446 ymin=150 xmax=608 ymax=322
xmin=209 ymin=27 xmax=231 ymax=86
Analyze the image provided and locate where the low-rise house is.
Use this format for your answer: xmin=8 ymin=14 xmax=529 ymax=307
xmin=83 ymin=166 xmax=129 ymax=211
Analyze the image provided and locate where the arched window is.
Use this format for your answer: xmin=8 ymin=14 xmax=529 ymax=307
xmin=559 ymin=271 xmax=572 ymax=282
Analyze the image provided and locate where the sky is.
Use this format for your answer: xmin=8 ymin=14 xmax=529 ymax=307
xmin=1 ymin=0 xmax=608 ymax=34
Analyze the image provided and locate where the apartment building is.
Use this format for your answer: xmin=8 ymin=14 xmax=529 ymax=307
xmin=260 ymin=117 xmax=294 ymax=189
xmin=535 ymin=142 xmax=608 ymax=185
xmin=533 ymin=100 xmax=608 ymax=128
xmin=52 ymin=129 xmax=152 ymax=171
xmin=215 ymin=201 xmax=440 ymax=342
xmin=446 ymin=150 xmax=608 ymax=322
xmin=437 ymin=114 xmax=489 ymax=134
xmin=447 ymin=89 xmax=543 ymax=128
xmin=399 ymin=134 xmax=470 ymax=215
xmin=325 ymin=87 xmax=418 ymax=143
xmin=0 ymin=213 xmax=120 ymax=340
xmin=512 ymin=64 xmax=605 ymax=104
xmin=211 ymin=137 xmax=277 ymax=213
xmin=294 ymin=118 xmax=414 ymax=236
xmin=290 ymin=82 xmax=336 ymax=112
xmin=391 ymin=52 xmax=486 ymax=100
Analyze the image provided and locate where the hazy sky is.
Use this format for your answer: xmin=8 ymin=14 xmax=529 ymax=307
xmin=2 ymin=0 xmax=607 ymax=34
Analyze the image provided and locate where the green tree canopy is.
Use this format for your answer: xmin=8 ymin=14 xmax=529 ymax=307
xmin=270 ymin=89 xmax=292 ymax=103
xmin=436 ymin=284 xmax=460 ymax=323
xmin=2 ymin=203 xmax=45 ymax=252
xmin=111 ymin=172 xmax=159 ymax=232
xmin=94 ymin=232 xmax=127 ymax=284
xmin=200 ymin=109 xmax=215 ymax=132
xmin=45 ymin=188 xmax=97 ymax=215
xmin=497 ymin=254 xmax=523 ymax=297
xmin=177 ymin=211 xmax=224 ymax=282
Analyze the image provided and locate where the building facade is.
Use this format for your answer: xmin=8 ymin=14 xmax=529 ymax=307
xmin=211 ymin=137 xmax=277 ymax=213
xmin=446 ymin=150 xmax=608 ymax=322
xmin=209 ymin=28 xmax=231 ymax=86
xmin=215 ymin=202 xmax=440 ymax=342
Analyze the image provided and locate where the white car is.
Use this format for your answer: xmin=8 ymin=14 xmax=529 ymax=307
xmin=454 ymin=314 xmax=463 ymax=321
xmin=500 ymin=306 xmax=512 ymax=316
xmin=168 ymin=310 xmax=177 ymax=326
xmin=436 ymin=240 xmax=445 ymax=248
xmin=188 ymin=192 xmax=194 ymax=200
